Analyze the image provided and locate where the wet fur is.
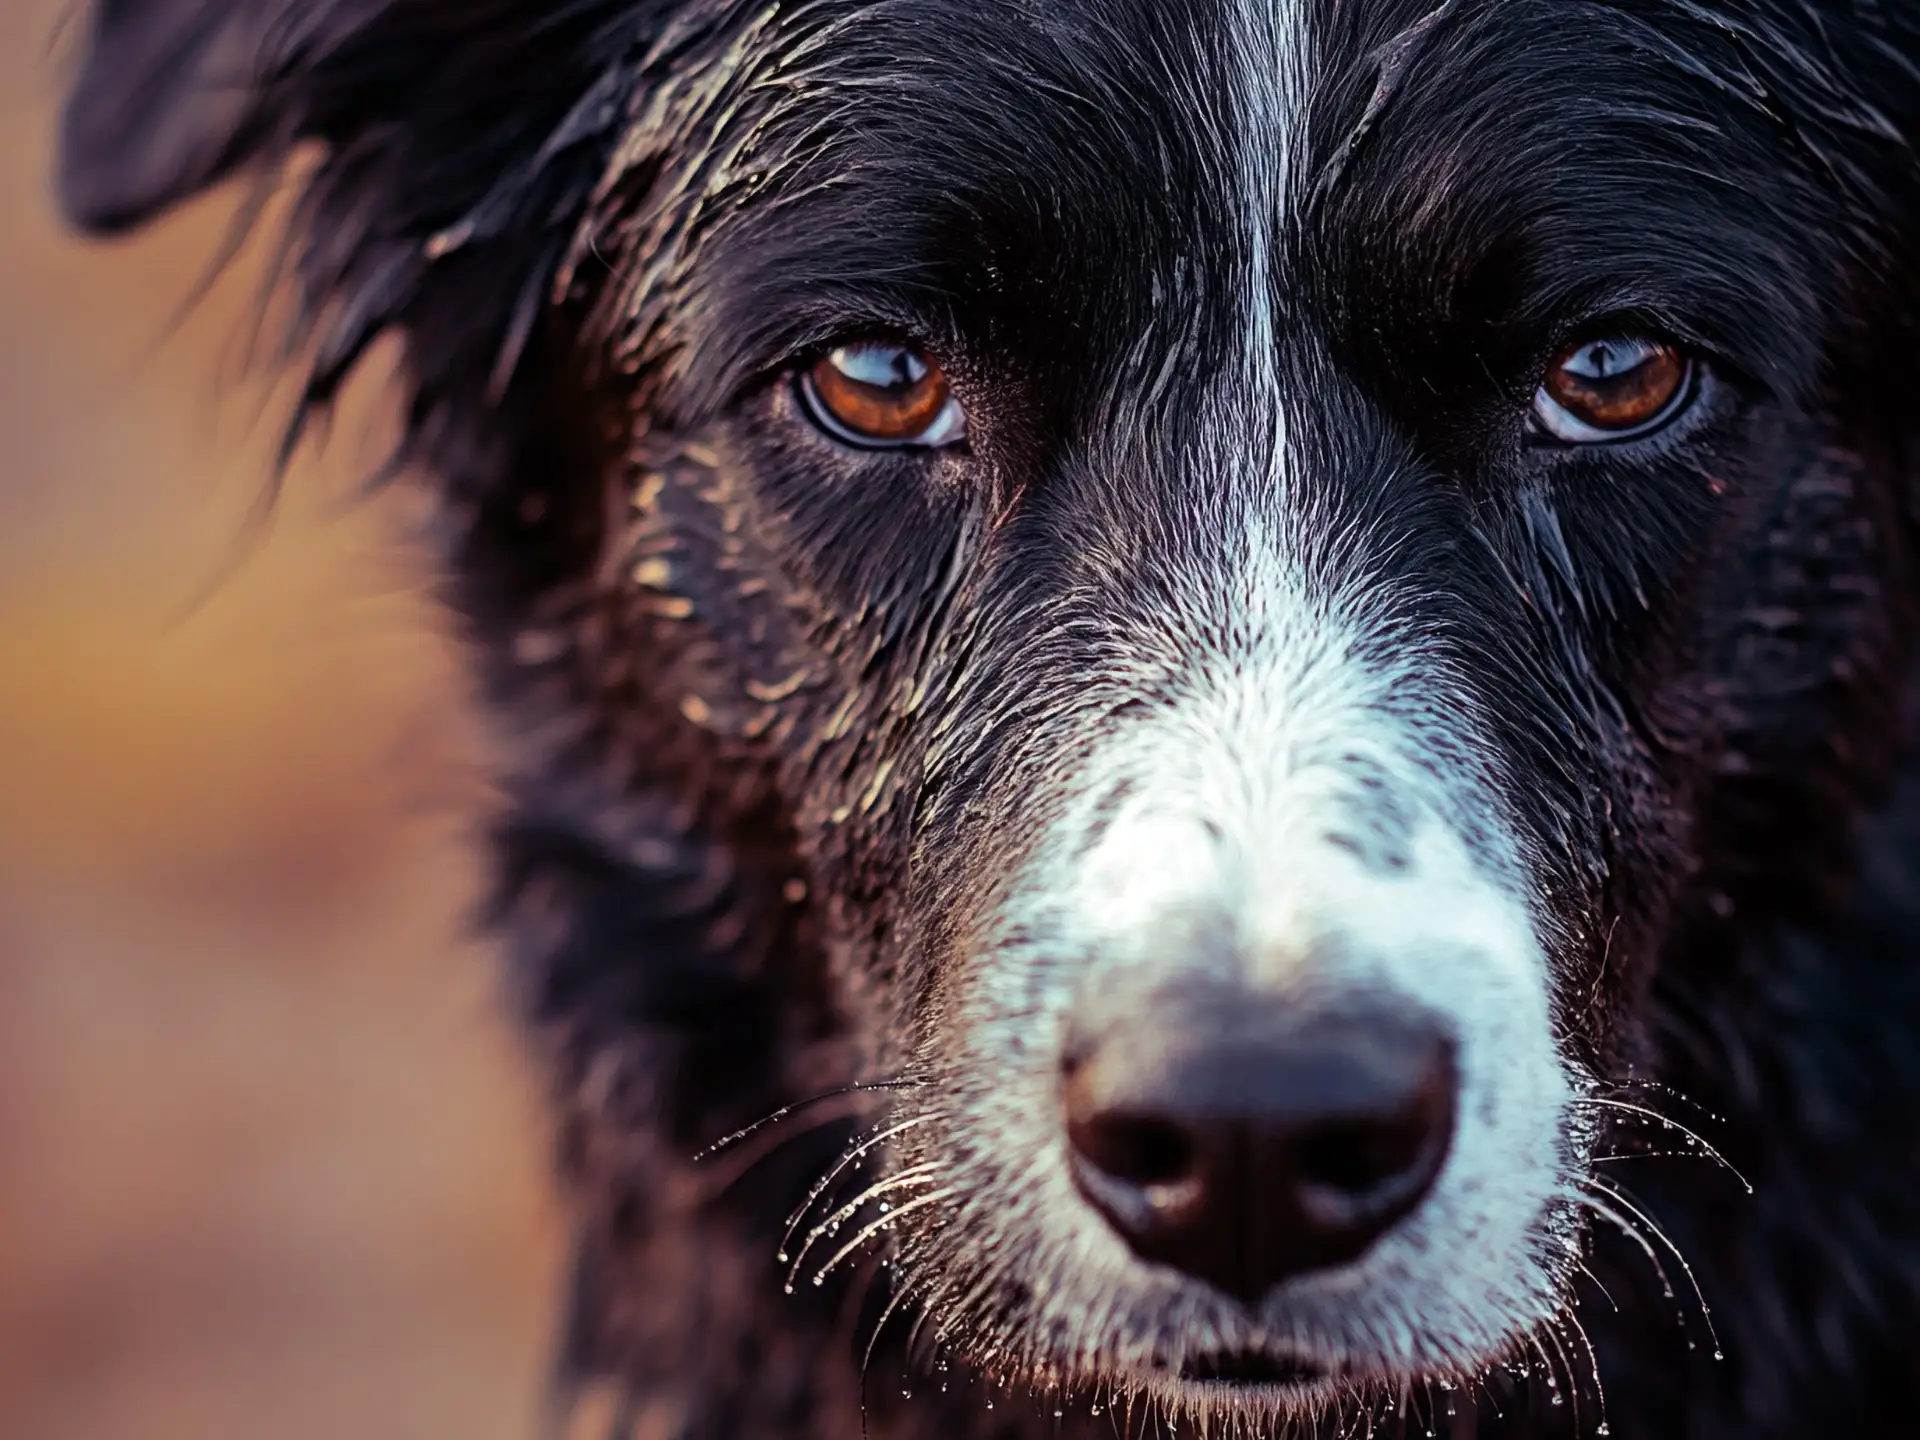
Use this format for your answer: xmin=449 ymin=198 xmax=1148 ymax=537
xmin=55 ymin=1 xmax=1920 ymax=1436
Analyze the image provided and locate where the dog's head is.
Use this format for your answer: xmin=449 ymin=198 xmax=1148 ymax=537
xmin=60 ymin=0 xmax=1920 ymax=1425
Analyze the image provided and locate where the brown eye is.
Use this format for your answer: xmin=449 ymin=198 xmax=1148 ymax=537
xmin=799 ymin=342 xmax=966 ymax=448
xmin=1534 ymin=337 xmax=1692 ymax=442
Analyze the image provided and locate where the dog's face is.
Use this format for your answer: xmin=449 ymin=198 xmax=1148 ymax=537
xmin=59 ymin=0 xmax=1920 ymax=1426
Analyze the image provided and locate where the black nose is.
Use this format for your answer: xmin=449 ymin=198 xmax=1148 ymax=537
xmin=1062 ymin=993 xmax=1457 ymax=1302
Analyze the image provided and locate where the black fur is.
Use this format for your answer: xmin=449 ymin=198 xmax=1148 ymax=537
xmin=55 ymin=1 xmax=1920 ymax=1436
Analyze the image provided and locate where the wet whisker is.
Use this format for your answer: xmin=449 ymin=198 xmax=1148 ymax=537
xmin=814 ymin=1188 xmax=958 ymax=1287
xmin=1579 ymin=1177 xmax=1721 ymax=1358
xmin=694 ymin=1078 xmax=924 ymax=1162
xmin=1567 ymin=1097 xmax=1750 ymax=1191
xmin=787 ymin=1163 xmax=942 ymax=1289
xmin=782 ymin=1115 xmax=938 ymax=1259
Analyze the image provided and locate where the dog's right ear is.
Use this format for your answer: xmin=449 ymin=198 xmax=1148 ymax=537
xmin=57 ymin=0 xmax=301 ymax=233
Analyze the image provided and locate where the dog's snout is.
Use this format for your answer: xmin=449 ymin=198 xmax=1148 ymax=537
xmin=1062 ymin=992 xmax=1458 ymax=1303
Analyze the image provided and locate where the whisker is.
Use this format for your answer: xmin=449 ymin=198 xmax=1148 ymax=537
xmin=1528 ymin=1333 xmax=1565 ymax=1420
xmin=1557 ymin=1306 xmax=1609 ymax=1436
xmin=1472 ymin=1370 xmax=1506 ymax=1423
xmin=695 ymin=1112 xmax=860 ymax=1206
xmin=862 ymin=1265 xmax=929 ymax=1382
xmin=814 ymin=1187 xmax=957 ymax=1287
xmin=786 ymin=1162 xmax=942 ymax=1288
xmin=1541 ymin=1320 xmax=1581 ymax=1435
xmin=781 ymin=1115 xmax=938 ymax=1259
xmin=1581 ymin=1177 xmax=1721 ymax=1358
xmin=693 ymin=1078 xmax=924 ymax=1161
xmin=900 ymin=1258 xmax=951 ymax=1376
xmin=925 ymin=1263 xmax=1007 ymax=1369
xmin=1576 ymin=1188 xmax=1679 ymax=1303
xmin=1567 ymin=1097 xmax=1750 ymax=1191
xmin=1575 ymin=1261 xmax=1619 ymax=1312
xmin=1609 ymin=1074 xmax=1730 ymax=1126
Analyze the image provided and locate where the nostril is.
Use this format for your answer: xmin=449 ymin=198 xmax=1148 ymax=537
xmin=1292 ymin=1114 xmax=1438 ymax=1226
xmin=1070 ymin=1113 xmax=1197 ymax=1188
xmin=1290 ymin=1044 xmax=1456 ymax=1226
xmin=1296 ymin=1120 xmax=1421 ymax=1195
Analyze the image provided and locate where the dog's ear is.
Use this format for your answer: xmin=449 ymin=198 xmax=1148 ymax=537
xmin=58 ymin=0 xmax=660 ymax=450
xmin=58 ymin=0 xmax=303 ymax=233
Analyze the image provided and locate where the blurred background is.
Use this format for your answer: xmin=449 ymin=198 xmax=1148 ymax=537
xmin=0 ymin=4 xmax=566 ymax=1437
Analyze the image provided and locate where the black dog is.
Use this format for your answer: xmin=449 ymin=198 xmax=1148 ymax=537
xmin=56 ymin=2 xmax=1920 ymax=1435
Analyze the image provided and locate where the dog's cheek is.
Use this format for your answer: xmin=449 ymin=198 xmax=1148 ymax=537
xmin=614 ymin=433 xmax=965 ymax=1003
xmin=616 ymin=440 xmax=824 ymax=744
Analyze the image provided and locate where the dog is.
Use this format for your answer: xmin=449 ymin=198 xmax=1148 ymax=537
xmin=55 ymin=1 xmax=1920 ymax=1435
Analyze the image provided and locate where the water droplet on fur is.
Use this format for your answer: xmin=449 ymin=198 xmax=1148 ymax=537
xmin=811 ymin=1275 xmax=825 ymax=1287
xmin=1551 ymin=1394 xmax=1564 ymax=1408
xmin=1598 ymin=1425 xmax=1610 ymax=1435
xmin=783 ymin=1284 xmax=794 ymax=1294
xmin=1713 ymin=1350 xmax=1724 ymax=1361
xmin=776 ymin=1252 xmax=788 ymax=1263
xmin=1091 ymin=1406 xmax=1103 ymax=1416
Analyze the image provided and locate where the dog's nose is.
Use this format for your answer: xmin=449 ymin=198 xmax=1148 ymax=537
xmin=1061 ymin=993 xmax=1457 ymax=1302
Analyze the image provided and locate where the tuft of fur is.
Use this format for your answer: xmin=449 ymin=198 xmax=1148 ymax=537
xmin=55 ymin=1 xmax=1920 ymax=1436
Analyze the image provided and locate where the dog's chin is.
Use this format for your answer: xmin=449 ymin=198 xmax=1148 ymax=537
xmin=1077 ymin=1357 xmax=1361 ymax=1433
xmin=1176 ymin=1349 xmax=1332 ymax=1389
xmin=1004 ymin=1311 xmax=1536 ymax=1424
xmin=1164 ymin=1350 xmax=1346 ymax=1418
xmin=1040 ymin=1346 xmax=1356 ymax=1423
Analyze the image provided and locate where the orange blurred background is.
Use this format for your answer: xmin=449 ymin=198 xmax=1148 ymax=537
xmin=0 ymin=5 xmax=566 ymax=1437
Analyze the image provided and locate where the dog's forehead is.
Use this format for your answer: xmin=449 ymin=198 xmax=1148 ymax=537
xmin=731 ymin=0 xmax=1689 ymax=230
xmin=631 ymin=0 xmax=1817 ymax=420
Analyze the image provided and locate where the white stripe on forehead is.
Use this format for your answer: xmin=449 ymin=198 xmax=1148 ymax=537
xmin=1229 ymin=0 xmax=1311 ymax=391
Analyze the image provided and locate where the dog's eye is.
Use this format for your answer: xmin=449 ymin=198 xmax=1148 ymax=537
xmin=1532 ymin=338 xmax=1692 ymax=443
xmin=798 ymin=343 xmax=966 ymax=449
